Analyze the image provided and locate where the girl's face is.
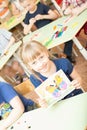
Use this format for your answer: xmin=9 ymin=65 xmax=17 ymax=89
xmin=28 ymin=52 xmax=50 ymax=74
xmin=21 ymin=0 xmax=36 ymax=12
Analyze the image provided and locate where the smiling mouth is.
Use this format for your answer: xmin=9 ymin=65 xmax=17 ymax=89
xmin=38 ymin=64 xmax=48 ymax=72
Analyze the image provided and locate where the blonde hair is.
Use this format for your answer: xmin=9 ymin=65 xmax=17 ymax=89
xmin=21 ymin=40 xmax=57 ymax=80
xmin=21 ymin=40 xmax=49 ymax=64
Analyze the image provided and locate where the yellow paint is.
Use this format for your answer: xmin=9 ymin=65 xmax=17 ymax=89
xmin=54 ymin=75 xmax=62 ymax=85
xmin=53 ymin=25 xmax=57 ymax=30
xmin=72 ymin=22 xmax=78 ymax=28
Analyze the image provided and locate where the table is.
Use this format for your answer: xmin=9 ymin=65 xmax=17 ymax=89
xmin=7 ymin=92 xmax=87 ymax=130
xmin=0 ymin=12 xmax=25 ymax=30
xmin=23 ymin=9 xmax=87 ymax=60
xmin=0 ymin=41 xmax=22 ymax=70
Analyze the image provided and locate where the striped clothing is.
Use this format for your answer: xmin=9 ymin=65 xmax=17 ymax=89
xmin=63 ymin=0 xmax=86 ymax=8
xmin=0 ymin=29 xmax=12 ymax=56
xmin=0 ymin=0 xmax=10 ymax=19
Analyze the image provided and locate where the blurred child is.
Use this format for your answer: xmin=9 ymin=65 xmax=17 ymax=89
xmin=62 ymin=0 xmax=87 ymax=16
xmin=20 ymin=0 xmax=59 ymax=35
xmin=0 ymin=28 xmax=15 ymax=56
xmin=62 ymin=0 xmax=87 ymax=34
xmin=11 ymin=60 xmax=28 ymax=84
xmin=2 ymin=59 xmax=28 ymax=85
xmin=9 ymin=0 xmax=24 ymax=16
xmin=21 ymin=40 xmax=83 ymax=99
xmin=0 ymin=0 xmax=12 ymax=23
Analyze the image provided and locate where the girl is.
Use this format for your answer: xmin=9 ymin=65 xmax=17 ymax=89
xmin=20 ymin=0 xmax=59 ymax=35
xmin=21 ymin=40 xmax=83 ymax=99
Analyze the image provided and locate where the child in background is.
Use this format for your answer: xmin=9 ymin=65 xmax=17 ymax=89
xmin=11 ymin=60 xmax=28 ymax=84
xmin=9 ymin=0 xmax=24 ymax=16
xmin=21 ymin=40 xmax=83 ymax=99
xmin=0 ymin=28 xmax=15 ymax=56
xmin=0 ymin=81 xmax=46 ymax=129
xmin=62 ymin=0 xmax=87 ymax=35
xmin=62 ymin=0 xmax=87 ymax=52
xmin=0 ymin=0 xmax=12 ymax=23
xmin=54 ymin=0 xmax=87 ymax=63
xmin=20 ymin=0 xmax=59 ymax=35
xmin=62 ymin=0 xmax=87 ymax=16
xmin=2 ymin=60 xmax=28 ymax=85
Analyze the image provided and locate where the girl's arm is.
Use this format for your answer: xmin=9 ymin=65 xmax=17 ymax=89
xmin=0 ymin=96 xmax=24 ymax=130
xmin=22 ymin=18 xmax=36 ymax=35
xmin=70 ymin=68 xmax=82 ymax=89
xmin=35 ymin=9 xmax=59 ymax=21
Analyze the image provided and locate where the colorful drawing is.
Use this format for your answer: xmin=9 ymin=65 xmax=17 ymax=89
xmin=34 ymin=69 xmax=75 ymax=108
xmin=54 ymin=75 xmax=67 ymax=90
xmin=0 ymin=103 xmax=12 ymax=119
xmin=44 ymin=25 xmax=68 ymax=47
xmin=46 ymin=85 xmax=61 ymax=98
xmin=45 ymin=74 xmax=67 ymax=98
xmin=52 ymin=26 xmax=68 ymax=39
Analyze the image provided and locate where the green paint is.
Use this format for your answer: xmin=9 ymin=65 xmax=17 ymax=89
xmin=44 ymin=39 xmax=53 ymax=47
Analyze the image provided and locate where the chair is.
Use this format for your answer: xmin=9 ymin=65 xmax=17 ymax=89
xmin=14 ymin=79 xmax=40 ymax=105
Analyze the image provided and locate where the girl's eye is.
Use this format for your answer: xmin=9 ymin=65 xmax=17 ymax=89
xmin=39 ymin=55 xmax=44 ymax=60
xmin=32 ymin=61 xmax=36 ymax=65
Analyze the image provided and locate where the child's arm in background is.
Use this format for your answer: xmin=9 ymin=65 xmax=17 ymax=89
xmin=0 ymin=96 xmax=24 ymax=130
xmin=4 ymin=36 xmax=15 ymax=55
xmin=11 ymin=3 xmax=20 ymax=16
xmin=8 ymin=35 xmax=15 ymax=47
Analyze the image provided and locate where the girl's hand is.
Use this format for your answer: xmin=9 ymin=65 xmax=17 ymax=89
xmin=71 ymin=80 xmax=81 ymax=89
xmin=29 ymin=18 xmax=36 ymax=24
xmin=63 ymin=7 xmax=72 ymax=16
xmin=37 ymin=98 xmax=48 ymax=108
xmin=35 ymin=14 xmax=43 ymax=20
